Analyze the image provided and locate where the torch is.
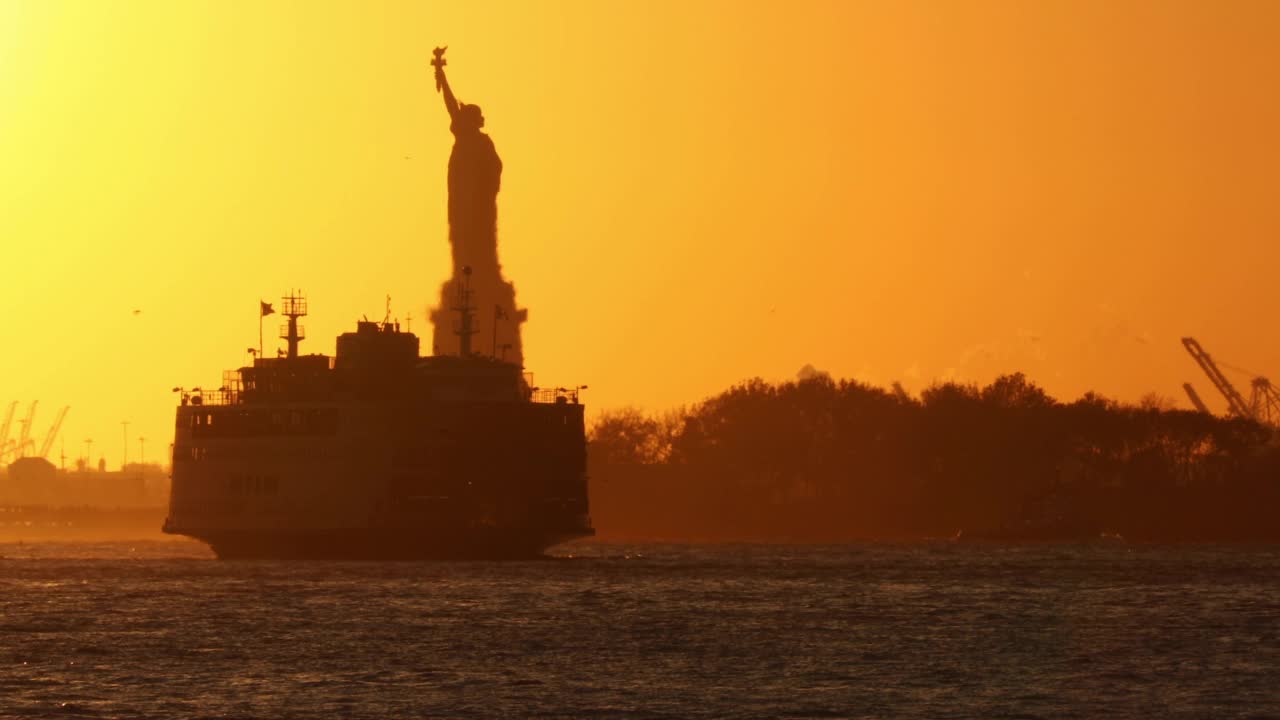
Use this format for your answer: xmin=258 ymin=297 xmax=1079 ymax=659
xmin=431 ymin=47 xmax=447 ymax=92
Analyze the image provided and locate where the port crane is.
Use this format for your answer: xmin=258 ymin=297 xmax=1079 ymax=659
xmin=1181 ymin=382 xmax=1211 ymax=414
xmin=14 ymin=401 xmax=37 ymax=460
xmin=0 ymin=402 xmax=70 ymax=462
xmin=0 ymin=401 xmax=16 ymax=461
xmin=37 ymin=406 xmax=70 ymax=460
xmin=1249 ymin=378 xmax=1280 ymax=426
xmin=1181 ymin=337 xmax=1280 ymax=426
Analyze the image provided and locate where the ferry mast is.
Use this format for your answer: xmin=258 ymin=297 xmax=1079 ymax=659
xmin=280 ymin=291 xmax=308 ymax=358
xmin=453 ymin=267 xmax=476 ymax=356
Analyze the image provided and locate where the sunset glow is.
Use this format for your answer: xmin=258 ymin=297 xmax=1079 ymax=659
xmin=3 ymin=1 xmax=1279 ymax=465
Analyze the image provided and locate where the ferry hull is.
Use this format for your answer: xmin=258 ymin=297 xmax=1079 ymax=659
xmin=166 ymin=525 xmax=595 ymax=560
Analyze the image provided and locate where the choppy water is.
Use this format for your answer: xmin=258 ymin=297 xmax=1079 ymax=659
xmin=0 ymin=541 xmax=1277 ymax=719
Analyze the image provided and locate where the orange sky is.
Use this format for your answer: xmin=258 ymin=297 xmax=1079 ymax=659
xmin=2 ymin=1 xmax=1279 ymax=467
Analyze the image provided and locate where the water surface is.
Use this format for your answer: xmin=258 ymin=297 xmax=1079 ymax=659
xmin=1 ymin=541 xmax=1276 ymax=718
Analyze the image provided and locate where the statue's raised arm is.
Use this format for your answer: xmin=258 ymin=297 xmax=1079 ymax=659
xmin=432 ymin=47 xmax=460 ymax=121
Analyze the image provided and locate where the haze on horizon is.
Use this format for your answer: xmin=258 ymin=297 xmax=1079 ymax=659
xmin=2 ymin=0 xmax=1278 ymax=465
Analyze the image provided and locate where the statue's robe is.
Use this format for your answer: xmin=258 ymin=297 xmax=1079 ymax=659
xmin=432 ymin=124 xmax=525 ymax=363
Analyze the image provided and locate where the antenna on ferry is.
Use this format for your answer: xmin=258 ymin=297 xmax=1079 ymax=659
xmin=453 ymin=267 xmax=476 ymax=356
xmin=280 ymin=290 xmax=308 ymax=359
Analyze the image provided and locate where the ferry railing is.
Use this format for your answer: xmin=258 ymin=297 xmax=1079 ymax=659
xmin=530 ymin=386 xmax=586 ymax=405
xmin=175 ymin=389 xmax=241 ymax=407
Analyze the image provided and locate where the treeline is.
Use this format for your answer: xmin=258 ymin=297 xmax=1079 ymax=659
xmin=587 ymin=373 xmax=1280 ymax=541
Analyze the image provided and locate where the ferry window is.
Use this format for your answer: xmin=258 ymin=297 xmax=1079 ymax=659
xmin=206 ymin=414 xmax=214 ymax=426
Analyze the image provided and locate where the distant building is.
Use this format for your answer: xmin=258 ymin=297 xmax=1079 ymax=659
xmin=0 ymin=458 xmax=169 ymax=508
